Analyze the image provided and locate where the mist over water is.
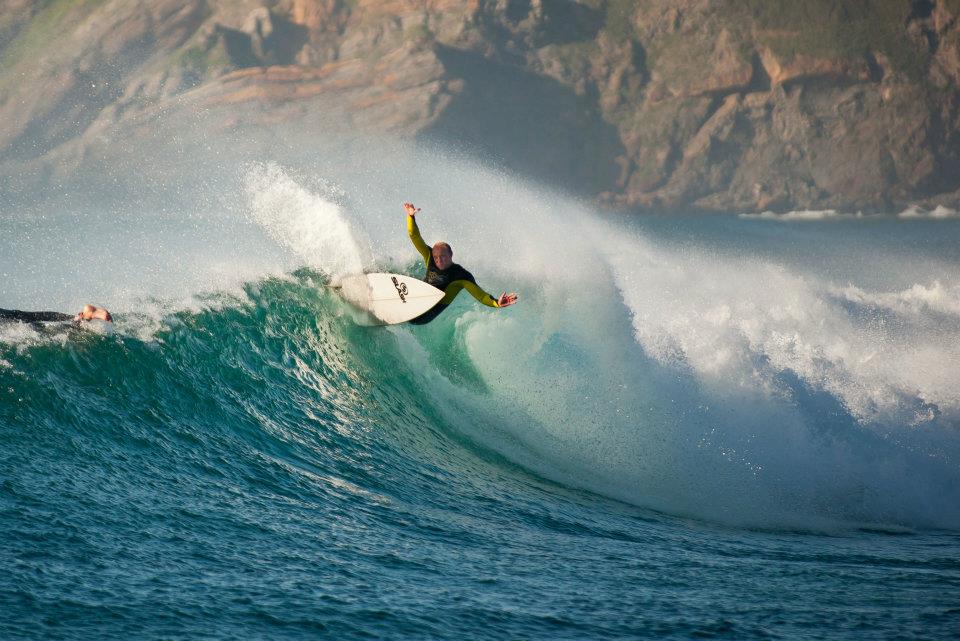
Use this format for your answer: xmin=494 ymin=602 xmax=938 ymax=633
xmin=3 ymin=135 xmax=960 ymax=640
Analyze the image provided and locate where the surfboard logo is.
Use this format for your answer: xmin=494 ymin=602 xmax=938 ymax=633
xmin=391 ymin=276 xmax=408 ymax=303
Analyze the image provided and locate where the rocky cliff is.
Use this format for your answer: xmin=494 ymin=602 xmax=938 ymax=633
xmin=2 ymin=0 xmax=960 ymax=213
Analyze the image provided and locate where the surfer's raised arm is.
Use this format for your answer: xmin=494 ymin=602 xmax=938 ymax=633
xmin=404 ymin=202 xmax=431 ymax=264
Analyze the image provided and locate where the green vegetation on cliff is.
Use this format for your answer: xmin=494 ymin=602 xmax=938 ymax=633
xmin=604 ymin=0 xmax=637 ymax=42
xmin=171 ymin=39 xmax=232 ymax=83
xmin=735 ymin=0 xmax=928 ymax=75
xmin=0 ymin=0 xmax=107 ymax=72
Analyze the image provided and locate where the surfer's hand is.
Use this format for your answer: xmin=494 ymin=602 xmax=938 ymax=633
xmin=498 ymin=292 xmax=518 ymax=307
xmin=403 ymin=202 xmax=420 ymax=217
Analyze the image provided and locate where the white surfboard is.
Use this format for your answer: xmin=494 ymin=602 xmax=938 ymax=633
xmin=334 ymin=272 xmax=444 ymax=325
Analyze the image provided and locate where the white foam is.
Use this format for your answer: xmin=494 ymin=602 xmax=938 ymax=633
xmin=0 ymin=322 xmax=41 ymax=346
xmin=898 ymin=205 xmax=960 ymax=219
xmin=832 ymin=281 xmax=960 ymax=318
xmin=604 ymin=232 xmax=960 ymax=423
xmin=243 ymin=162 xmax=366 ymax=277
xmin=739 ymin=209 xmax=872 ymax=221
xmin=739 ymin=207 xmax=960 ymax=221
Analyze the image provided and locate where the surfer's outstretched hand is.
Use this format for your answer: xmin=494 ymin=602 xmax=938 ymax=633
xmin=403 ymin=202 xmax=420 ymax=216
xmin=498 ymin=292 xmax=518 ymax=307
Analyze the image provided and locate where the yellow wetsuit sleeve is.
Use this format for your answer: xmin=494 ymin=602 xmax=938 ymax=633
xmin=440 ymin=280 xmax=499 ymax=307
xmin=407 ymin=215 xmax=431 ymax=265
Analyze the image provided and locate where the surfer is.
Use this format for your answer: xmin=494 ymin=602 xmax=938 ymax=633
xmin=404 ymin=202 xmax=517 ymax=324
xmin=0 ymin=304 xmax=113 ymax=327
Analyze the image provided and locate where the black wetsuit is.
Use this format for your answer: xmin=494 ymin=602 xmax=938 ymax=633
xmin=409 ymin=261 xmax=484 ymax=325
xmin=0 ymin=309 xmax=73 ymax=323
xmin=0 ymin=308 xmax=78 ymax=334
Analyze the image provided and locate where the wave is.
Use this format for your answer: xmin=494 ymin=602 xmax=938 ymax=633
xmin=898 ymin=205 xmax=960 ymax=219
xmin=740 ymin=205 xmax=960 ymax=221
xmin=3 ymin=157 xmax=959 ymax=532
xmin=739 ymin=209 xmax=872 ymax=221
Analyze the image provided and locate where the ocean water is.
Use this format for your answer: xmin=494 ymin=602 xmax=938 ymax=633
xmin=2 ymin=155 xmax=959 ymax=640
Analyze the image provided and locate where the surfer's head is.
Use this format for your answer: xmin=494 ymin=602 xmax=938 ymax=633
xmin=75 ymin=304 xmax=113 ymax=323
xmin=431 ymin=242 xmax=453 ymax=270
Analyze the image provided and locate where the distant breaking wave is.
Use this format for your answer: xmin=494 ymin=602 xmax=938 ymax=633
xmin=740 ymin=205 xmax=960 ymax=221
xmin=897 ymin=205 xmax=960 ymax=219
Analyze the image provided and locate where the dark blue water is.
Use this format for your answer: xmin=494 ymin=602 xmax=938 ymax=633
xmin=3 ymin=162 xmax=960 ymax=639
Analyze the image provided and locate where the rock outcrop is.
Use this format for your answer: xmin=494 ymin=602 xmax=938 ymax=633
xmin=2 ymin=0 xmax=960 ymax=213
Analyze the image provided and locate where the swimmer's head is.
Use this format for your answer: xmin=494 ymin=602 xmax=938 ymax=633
xmin=431 ymin=242 xmax=453 ymax=270
xmin=75 ymin=305 xmax=113 ymax=323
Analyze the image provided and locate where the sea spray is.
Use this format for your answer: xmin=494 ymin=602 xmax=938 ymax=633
xmin=243 ymin=162 xmax=367 ymax=277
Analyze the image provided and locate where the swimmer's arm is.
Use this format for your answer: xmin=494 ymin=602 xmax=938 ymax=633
xmin=405 ymin=205 xmax=431 ymax=264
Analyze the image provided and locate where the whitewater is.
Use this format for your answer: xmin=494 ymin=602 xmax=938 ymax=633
xmin=2 ymin=146 xmax=959 ymax=640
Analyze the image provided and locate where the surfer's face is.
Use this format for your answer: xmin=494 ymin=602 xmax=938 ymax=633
xmin=432 ymin=244 xmax=452 ymax=270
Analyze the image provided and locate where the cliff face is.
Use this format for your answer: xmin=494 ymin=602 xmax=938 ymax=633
xmin=2 ymin=0 xmax=960 ymax=213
